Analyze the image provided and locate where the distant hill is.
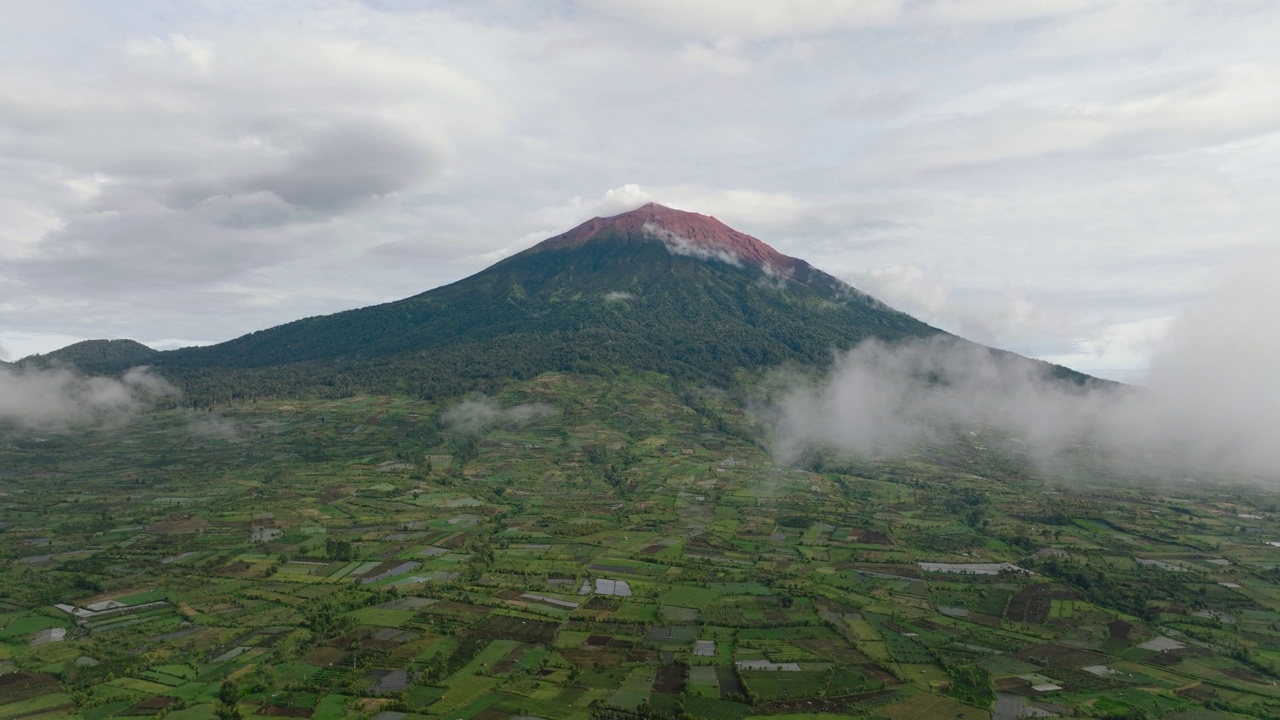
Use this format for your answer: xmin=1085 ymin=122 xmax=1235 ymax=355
xmin=37 ymin=204 xmax=1105 ymax=401
xmin=20 ymin=339 xmax=158 ymax=373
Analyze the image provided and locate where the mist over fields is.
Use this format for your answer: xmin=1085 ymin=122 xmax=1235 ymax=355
xmin=441 ymin=397 xmax=557 ymax=434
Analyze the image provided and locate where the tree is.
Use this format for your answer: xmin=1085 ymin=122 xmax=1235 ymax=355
xmin=218 ymin=681 xmax=240 ymax=706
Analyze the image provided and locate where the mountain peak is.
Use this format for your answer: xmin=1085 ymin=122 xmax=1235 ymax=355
xmin=529 ymin=202 xmax=807 ymax=272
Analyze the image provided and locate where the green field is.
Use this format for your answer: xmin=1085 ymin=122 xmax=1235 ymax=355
xmin=0 ymin=372 xmax=1278 ymax=720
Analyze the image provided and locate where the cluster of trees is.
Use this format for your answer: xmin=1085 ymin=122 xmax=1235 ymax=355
xmin=942 ymin=487 xmax=989 ymax=529
xmin=934 ymin=655 xmax=994 ymax=707
xmin=323 ymin=539 xmax=355 ymax=561
xmin=418 ymin=635 xmax=485 ymax=684
xmin=299 ymin=585 xmax=395 ymax=640
xmin=1030 ymin=556 xmax=1211 ymax=620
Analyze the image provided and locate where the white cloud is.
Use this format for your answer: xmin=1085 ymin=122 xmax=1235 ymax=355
xmin=863 ymin=62 xmax=1280 ymax=179
xmin=0 ymin=22 xmax=511 ymax=342
xmin=768 ymin=245 xmax=1280 ymax=478
xmin=1038 ymin=316 xmax=1174 ymax=381
xmin=849 ymin=263 xmax=1099 ymax=357
xmin=680 ymin=40 xmax=752 ymax=76
xmin=827 ymin=82 xmax=915 ymax=119
xmin=586 ymin=0 xmax=903 ymax=39
xmin=513 ymin=184 xmax=654 ymax=249
xmin=122 ymin=33 xmax=215 ymax=72
xmin=588 ymin=184 xmax=656 ymax=217
xmin=926 ymin=0 xmax=1111 ymax=25
xmin=0 ymin=365 xmax=177 ymax=428
xmin=441 ymin=397 xmax=556 ymax=434
xmin=642 ymin=222 xmax=742 ymax=266
xmin=851 ymin=264 xmax=951 ymax=316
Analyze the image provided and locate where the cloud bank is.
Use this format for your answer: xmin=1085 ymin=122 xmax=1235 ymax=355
xmin=0 ymin=365 xmax=178 ymax=429
xmin=769 ymin=249 xmax=1280 ymax=480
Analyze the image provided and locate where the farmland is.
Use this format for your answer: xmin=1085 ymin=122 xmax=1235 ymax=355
xmin=2 ymin=372 xmax=1280 ymax=719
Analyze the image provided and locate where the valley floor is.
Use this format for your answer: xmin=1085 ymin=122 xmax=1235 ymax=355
xmin=2 ymin=372 xmax=1278 ymax=720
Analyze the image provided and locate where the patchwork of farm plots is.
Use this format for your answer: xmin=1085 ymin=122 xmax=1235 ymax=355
xmin=3 ymin=374 xmax=1280 ymax=719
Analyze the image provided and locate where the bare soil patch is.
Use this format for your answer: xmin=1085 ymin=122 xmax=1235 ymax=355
xmin=653 ymin=665 xmax=686 ymax=694
xmin=718 ymin=669 xmax=746 ymax=700
xmin=1011 ymin=643 xmax=1108 ymax=670
xmin=1176 ymin=683 xmax=1219 ymax=701
xmin=560 ymin=648 xmax=624 ymax=668
xmin=120 ymin=696 xmax=180 ymax=715
xmin=257 ymin=705 xmax=313 ymax=718
xmin=470 ymin=615 xmax=557 ymax=644
xmin=0 ymin=672 xmax=59 ymax=704
xmin=305 ymin=646 xmax=348 ymax=665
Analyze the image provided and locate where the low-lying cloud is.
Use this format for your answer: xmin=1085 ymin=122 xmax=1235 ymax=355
xmin=184 ymin=412 xmax=243 ymax=442
xmin=642 ymin=222 xmax=743 ymax=266
xmin=770 ymin=248 xmax=1280 ymax=481
xmin=441 ymin=397 xmax=556 ymax=434
xmin=0 ymin=365 xmax=178 ymax=429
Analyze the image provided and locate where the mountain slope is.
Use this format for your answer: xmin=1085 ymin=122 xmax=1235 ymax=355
xmin=48 ymin=204 xmax=1102 ymax=400
xmin=20 ymin=339 xmax=158 ymax=373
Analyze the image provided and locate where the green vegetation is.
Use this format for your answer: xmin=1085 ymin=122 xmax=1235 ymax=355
xmin=27 ymin=233 xmax=1098 ymax=404
xmin=2 ymin=370 xmax=1278 ymax=720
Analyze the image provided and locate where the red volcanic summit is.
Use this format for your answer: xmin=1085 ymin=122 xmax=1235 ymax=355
xmin=529 ymin=202 xmax=808 ymax=273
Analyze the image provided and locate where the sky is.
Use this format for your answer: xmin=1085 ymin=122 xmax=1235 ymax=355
xmin=2 ymin=1 xmax=1278 ymax=382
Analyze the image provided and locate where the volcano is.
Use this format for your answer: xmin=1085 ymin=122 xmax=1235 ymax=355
xmin=41 ymin=203 xmax=1098 ymax=400
xmin=530 ymin=202 xmax=807 ymax=273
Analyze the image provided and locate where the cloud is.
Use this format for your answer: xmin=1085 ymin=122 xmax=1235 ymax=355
xmin=604 ymin=291 xmax=635 ymax=302
xmin=827 ymin=83 xmax=915 ymax=119
xmin=1134 ymin=245 xmax=1280 ymax=473
xmin=642 ymin=222 xmax=742 ymax=266
xmin=768 ymin=247 xmax=1280 ymax=480
xmin=849 ymin=263 xmax=1097 ymax=353
xmin=0 ymin=365 xmax=178 ymax=429
xmin=926 ymin=0 xmax=1110 ymax=25
xmin=0 ymin=24 xmax=509 ymax=343
xmin=168 ymin=121 xmax=437 ymax=218
xmin=529 ymin=185 xmax=653 ymax=232
xmin=441 ymin=397 xmax=556 ymax=434
xmin=184 ymin=412 xmax=243 ymax=442
xmin=757 ymin=262 xmax=798 ymax=290
xmin=1037 ymin=316 xmax=1174 ymax=383
xmin=586 ymin=0 xmax=903 ymax=39
xmin=851 ymin=264 xmax=951 ymax=317
xmin=679 ymin=39 xmax=752 ymax=76
xmin=4 ymin=0 xmax=1280 ymax=386
xmin=862 ymin=63 xmax=1280 ymax=179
